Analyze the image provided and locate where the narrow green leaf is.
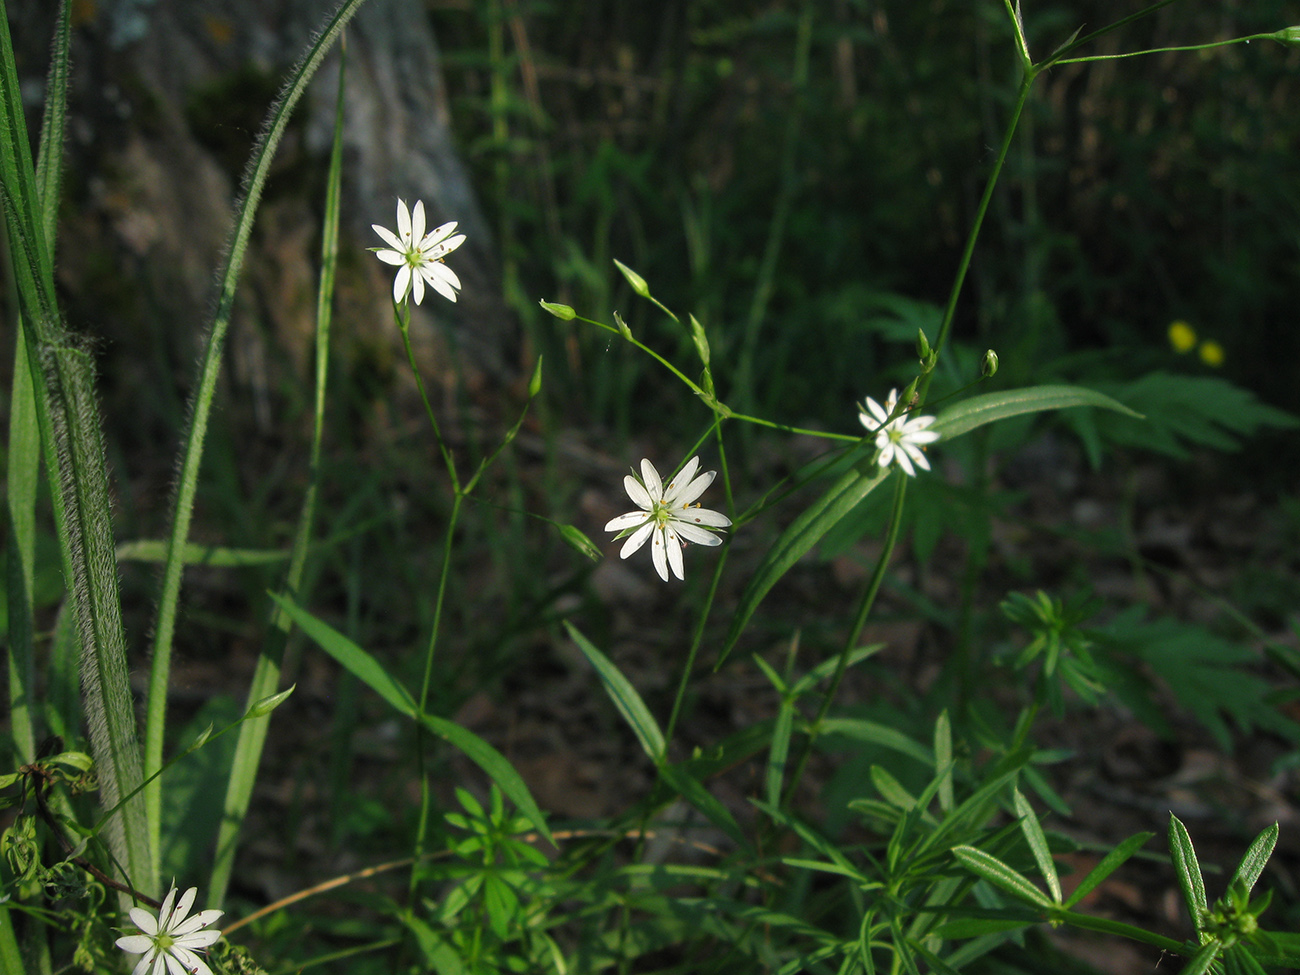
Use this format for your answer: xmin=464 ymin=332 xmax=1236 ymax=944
xmin=659 ymin=763 xmax=747 ymax=850
xmin=117 ymin=540 xmax=289 ymax=567
xmin=1169 ymin=814 xmax=1209 ymax=933
xmin=271 ymin=595 xmax=550 ymax=844
xmin=723 ymin=462 xmax=890 ymax=660
xmin=818 ymin=717 xmax=932 ymax=765
xmin=1180 ymin=941 xmax=1222 ymax=975
xmin=934 ymin=711 xmax=954 ymax=812
xmin=951 ymin=845 xmax=1051 ymax=908
xmin=1229 ymin=822 xmax=1278 ymax=895
xmin=790 ymin=643 xmax=884 ymax=694
xmin=565 ymin=621 xmax=666 ymax=762
xmin=930 ymin=384 xmax=1141 ymax=442
xmin=271 ymin=595 xmax=413 ymax=713
xmin=766 ymin=693 xmax=795 ymax=810
xmin=1013 ymin=788 xmax=1061 ymax=904
xmin=1063 ymin=831 xmax=1154 ymax=908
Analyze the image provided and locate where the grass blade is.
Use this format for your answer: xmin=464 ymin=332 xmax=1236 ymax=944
xmin=930 ymin=384 xmax=1142 ymax=442
xmin=951 ymin=846 xmax=1051 ymax=908
xmin=203 ymin=30 xmax=362 ymax=904
xmin=1013 ymin=788 xmax=1060 ymax=904
xmin=0 ymin=0 xmax=151 ymax=894
xmin=1062 ymin=831 xmax=1154 ymax=908
xmin=1229 ymin=822 xmax=1278 ymax=896
xmin=565 ymin=621 xmax=666 ymax=763
xmin=1169 ymin=814 xmax=1208 ymax=934
xmin=723 ymin=462 xmax=890 ymax=661
xmin=270 ymin=594 xmax=550 ymax=844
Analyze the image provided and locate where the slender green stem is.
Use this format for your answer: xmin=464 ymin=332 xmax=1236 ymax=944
xmin=922 ymin=73 xmax=1031 ymax=400
xmin=409 ymin=489 xmax=464 ymax=893
xmin=782 ymin=474 xmax=908 ymax=807
xmin=398 ymin=308 xmax=460 ymax=491
xmin=1053 ymin=34 xmax=1279 ymax=65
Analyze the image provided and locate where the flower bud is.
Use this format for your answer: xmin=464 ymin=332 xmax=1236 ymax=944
xmin=614 ymin=311 xmax=633 ymax=339
xmin=538 ymin=299 xmax=575 ymax=320
xmin=915 ymin=328 xmax=932 ymax=361
xmin=528 ymin=355 xmax=544 ymax=397
xmin=981 ymin=349 xmax=999 ymax=378
xmin=1271 ymin=26 xmax=1300 ymax=45
xmin=613 ymin=258 xmax=651 ymax=297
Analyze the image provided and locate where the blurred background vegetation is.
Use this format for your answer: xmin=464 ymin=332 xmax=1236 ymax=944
xmin=434 ymin=0 xmax=1300 ymax=466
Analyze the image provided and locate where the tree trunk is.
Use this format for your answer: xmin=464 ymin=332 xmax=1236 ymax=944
xmin=25 ymin=0 xmax=508 ymax=448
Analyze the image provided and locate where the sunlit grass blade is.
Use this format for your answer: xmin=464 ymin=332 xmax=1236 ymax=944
xmin=1013 ymin=788 xmax=1060 ymax=904
xmin=1062 ymin=831 xmax=1153 ymax=908
xmin=116 ymin=540 xmax=289 ymax=567
xmin=930 ymin=384 xmax=1142 ymax=442
xmin=1169 ymin=814 xmax=1208 ymax=936
xmin=658 ymin=763 xmax=747 ymax=850
xmin=951 ymin=846 xmax=1052 ymax=908
xmin=121 ymin=0 xmax=368 ymax=897
xmin=565 ymin=621 xmax=666 ymax=763
xmin=270 ymin=594 xmax=551 ymax=844
xmin=1229 ymin=822 xmax=1278 ymax=896
xmin=722 ymin=462 xmax=890 ymax=662
xmin=5 ymin=0 xmax=69 ymax=767
xmin=1 ymin=0 xmax=151 ymax=894
xmin=203 ymin=34 xmax=359 ymax=904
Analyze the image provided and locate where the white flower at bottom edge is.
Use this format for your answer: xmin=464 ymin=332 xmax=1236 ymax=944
xmin=371 ymin=198 xmax=466 ymax=305
xmin=859 ymin=388 xmax=941 ymax=477
xmin=116 ymin=886 xmax=224 ymax=975
xmin=604 ymin=456 xmax=732 ymax=582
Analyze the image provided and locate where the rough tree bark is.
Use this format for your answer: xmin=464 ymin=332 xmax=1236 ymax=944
xmin=15 ymin=0 xmax=509 ymax=453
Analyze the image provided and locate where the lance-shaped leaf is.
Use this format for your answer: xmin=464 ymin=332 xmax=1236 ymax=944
xmin=272 ymin=595 xmax=550 ymax=844
xmin=565 ymin=622 xmax=666 ymax=763
xmin=931 ymin=384 xmax=1141 ymax=442
xmin=722 ymin=462 xmax=890 ymax=660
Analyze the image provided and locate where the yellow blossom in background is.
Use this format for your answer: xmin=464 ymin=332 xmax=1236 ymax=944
xmin=1168 ymin=320 xmax=1197 ymax=353
xmin=1198 ymin=340 xmax=1225 ymax=367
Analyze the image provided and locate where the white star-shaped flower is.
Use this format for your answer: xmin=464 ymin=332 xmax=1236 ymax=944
xmin=371 ymin=199 xmax=466 ymax=305
xmin=605 ymin=456 xmax=732 ymax=581
xmin=859 ymin=389 xmax=940 ymax=476
xmin=116 ymin=886 xmax=224 ymax=975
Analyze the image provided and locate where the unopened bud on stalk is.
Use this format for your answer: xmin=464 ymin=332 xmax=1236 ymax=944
xmin=1271 ymin=26 xmax=1300 ymax=45
xmin=539 ymin=299 xmax=575 ymax=320
xmin=916 ymin=328 xmax=932 ymax=360
xmin=613 ymin=259 xmax=651 ymax=297
xmin=981 ymin=349 xmax=999 ymax=378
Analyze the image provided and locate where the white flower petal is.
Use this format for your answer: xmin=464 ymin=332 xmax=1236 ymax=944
xmin=675 ymin=523 xmax=724 ymax=546
xmin=395 ymin=199 xmax=411 ymax=241
xmin=901 ymin=443 xmax=931 ymax=472
xmin=662 ymin=456 xmax=700 ymax=502
xmin=428 ymin=233 xmax=466 ymax=260
xmin=639 ymin=459 xmax=663 ymax=499
xmin=128 ymin=907 xmax=160 ymax=936
xmin=673 ymin=469 xmax=717 ymax=507
xmin=173 ymin=909 xmax=224 ymax=939
xmin=675 ymin=506 xmax=731 ymax=529
xmin=372 ymin=225 xmax=405 ymax=252
xmin=663 ymin=526 xmax=685 ymax=580
xmin=651 ymin=526 xmax=671 ymax=581
xmin=392 ymin=265 xmax=412 ymax=304
xmin=131 ymin=952 xmax=157 ymax=975
xmin=373 ymin=248 xmax=405 ymax=266
xmin=116 ymin=935 xmax=154 ymax=954
xmin=410 ymin=199 xmax=426 ymax=243
xmin=410 ymin=269 xmax=426 ymax=305
xmin=623 ymin=474 xmax=654 ymax=511
xmin=420 ymin=220 xmax=458 ymax=249
xmin=619 ymin=521 xmax=655 ymax=559
xmin=605 ymin=511 xmax=649 ymax=532
xmin=420 ymin=262 xmax=461 ymax=303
